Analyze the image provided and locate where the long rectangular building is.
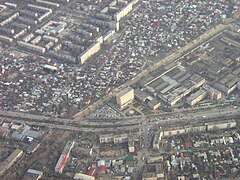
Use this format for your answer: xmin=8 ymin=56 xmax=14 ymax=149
xmin=0 ymin=149 xmax=23 ymax=176
xmin=100 ymin=133 xmax=129 ymax=144
xmin=203 ymin=84 xmax=222 ymax=100
xmin=55 ymin=141 xmax=74 ymax=173
xmin=187 ymin=89 xmax=207 ymax=106
xmin=162 ymin=120 xmax=236 ymax=138
xmin=79 ymin=41 xmax=101 ymax=64
xmin=17 ymin=41 xmax=46 ymax=53
xmin=74 ymin=173 xmax=95 ymax=180
xmin=114 ymin=2 xmax=133 ymax=22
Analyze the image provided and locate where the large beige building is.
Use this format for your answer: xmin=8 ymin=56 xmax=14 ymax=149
xmin=116 ymin=87 xmax=134 ymax=110
xmin=187 ymin=89 xmax=207 ymax=106
xmin=162 ymin=120 xmax=236 ymax=138
xmin=203 ymin=84 xmax=222 ymax=101
xmin=79 ymin=41 xmax=101 ymax=64
xmin=99 ymin=133 xmax=128 ymax=144
xmin=0 ymin=149 xmax=23 ymax=176
xmin=128 ymin=139 xmax=135 ymax=153
xmin=17 ymin=41 xmax=46 ymax=53
xmin=114 ymin=2 xmax=133 ymax=22
xmin=99 ymin=134 xmax=113 ymax=144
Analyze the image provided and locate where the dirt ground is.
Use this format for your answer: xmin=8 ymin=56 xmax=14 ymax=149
xmin=1 ymin=129 xmax=74 ymax=180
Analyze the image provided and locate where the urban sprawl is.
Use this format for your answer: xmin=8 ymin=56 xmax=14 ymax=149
xmin=0 ymin=0 xmax=240 ymax=180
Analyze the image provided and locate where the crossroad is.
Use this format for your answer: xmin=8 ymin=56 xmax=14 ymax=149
xmin=73 ymin=22 xmax=232 ymax=120
xmin=1 ymin=13 xmax=239 ymax=132
xmin=1 ymin=105 xmax=239 ymax=132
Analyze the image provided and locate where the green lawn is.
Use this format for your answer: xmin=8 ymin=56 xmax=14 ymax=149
xmin=133 ymin=103 xmax=140 ymax=108
xmin=142 ymin=108 xmax=151 ymax=115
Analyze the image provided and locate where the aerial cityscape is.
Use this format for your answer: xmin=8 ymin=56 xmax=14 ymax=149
xmin=0 ymin=0 xmax=240 ymax=180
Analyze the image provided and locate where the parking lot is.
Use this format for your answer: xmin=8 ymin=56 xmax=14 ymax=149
xmin=0 ymin=0 xmax=238 ymax=117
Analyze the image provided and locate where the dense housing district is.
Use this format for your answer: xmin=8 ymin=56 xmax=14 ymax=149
xmin=0 ymin=0 xmax=238 ymax=117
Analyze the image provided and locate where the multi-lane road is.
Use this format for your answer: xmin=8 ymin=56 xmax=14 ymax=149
xmin=1 ymin=105 xmax=239 ymax=132
xmin=72 ymin=22 xmax=232 ymax=120
xmin=72 ymin=12 xmax=240 ymax=121
xmin=1 ymin=14 xmax=239 ymax=132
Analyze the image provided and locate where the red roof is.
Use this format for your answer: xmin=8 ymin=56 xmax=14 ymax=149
xmin=106 ymin=86 xmax=111 ymax=91
xmin=97 ymin=166 xmax=106 ymax=172
xmin=84 ymin=99 xmax=91 ymax=104
xmin=151 ymin=22 xmax=160 ymax=28
xmin=215 ymin=171 xmax=221 ymax=179
xmin=87 ymin=168 xmax=95 ymax=176
xmin=184 ymin=141 xmax=192 ymax=148
xmin=58 ymin=154 xmax=68 ymax=171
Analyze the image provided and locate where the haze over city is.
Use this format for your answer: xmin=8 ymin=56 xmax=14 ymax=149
xmin=0 ymin=0 xmax=240 ymax=180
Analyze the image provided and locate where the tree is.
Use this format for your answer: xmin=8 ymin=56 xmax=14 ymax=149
xmin=212 ymin=126 xmax=221 ymax=134
xmin=236 ymin=120 xmax=240 ymax=129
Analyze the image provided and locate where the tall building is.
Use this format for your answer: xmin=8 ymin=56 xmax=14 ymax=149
xmin=116 ymin=87 xmax=134 ymax=110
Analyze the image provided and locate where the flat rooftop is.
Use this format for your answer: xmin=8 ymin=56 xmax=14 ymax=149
xmin=116 ymin=87 xmax=134 ymax=97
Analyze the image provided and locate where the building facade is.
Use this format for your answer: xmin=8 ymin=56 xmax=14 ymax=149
xmin=116 ymin=87 xmax=134 ymax=110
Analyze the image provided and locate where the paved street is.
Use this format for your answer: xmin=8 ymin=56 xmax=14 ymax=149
xmin=0 ymin=105 xmax=239 ymax=131
xmin=72 ymin=22 xmax=232 ymax=120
